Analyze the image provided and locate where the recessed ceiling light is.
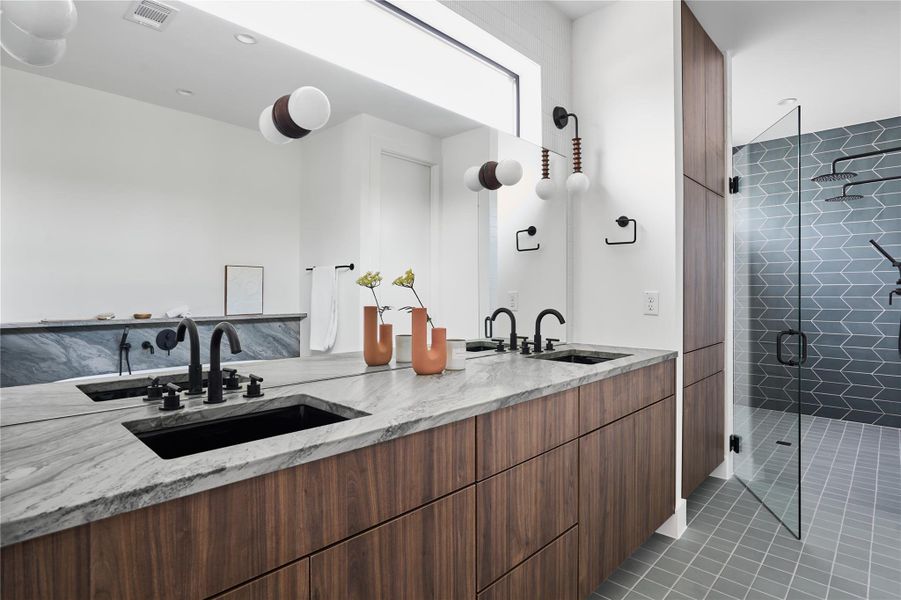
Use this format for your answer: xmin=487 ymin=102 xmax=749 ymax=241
xmin=777 ymin=97 xmax=798 ymax=107
xmin=176 ymin=88 xmax=194 ymax=96
xmin=234 ymin=33 xmax=257 ymax=45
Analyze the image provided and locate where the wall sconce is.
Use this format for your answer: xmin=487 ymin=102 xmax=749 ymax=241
xmin=463 ymin=159 xmax=523 ymax=192
xmin=535 ymin=147 xmax=555 ymax=201
xmin=0 ymin=0 xmax=77 ymax=67
xmin=259 ymin=86 xmax=331 ymax=144
xmin=553 ymin=106 xmax=590 ymax=194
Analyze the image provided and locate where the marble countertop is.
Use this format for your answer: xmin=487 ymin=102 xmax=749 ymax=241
xmin=0 ymin=343 xmax=676 ymax=546
xmin=0 ymin=312 xmax=306 ymax=332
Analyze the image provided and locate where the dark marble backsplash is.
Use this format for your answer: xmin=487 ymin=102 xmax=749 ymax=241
xmin=0 ymin=315 xmax=303 ymax=387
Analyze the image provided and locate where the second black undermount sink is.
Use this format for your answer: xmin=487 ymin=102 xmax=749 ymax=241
xmin=532 ymin=349 xmax=631 ymax=365
xmin=466 ymin=340 xmax=498 ymax=352
xmin=124 ymin=395 xmax=368 ymax=459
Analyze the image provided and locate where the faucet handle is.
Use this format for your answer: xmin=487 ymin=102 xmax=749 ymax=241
xmin=520 ymin=340 xmax=532 ymax=355
xmin=222 ymin=368 xmax=242 ymax=391
xmin=160 ymin=383 xmax=184 ymax=411
xmin=244 ymin=374 xmax=264 ymax=399
xmin=145 ymin=377 xmax=164 ymax=401
xmin=491 ymin=338 xmax=507 ymax=352
xmin=545 ymin=338 xmax=560 ymax=351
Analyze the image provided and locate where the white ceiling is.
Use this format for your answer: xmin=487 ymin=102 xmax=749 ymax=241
xmin=687 ymin=0 xmax=901 ymax=145
xmin=1 ymin=1 xmax=479 ymax=138
xmin=550 ymin=0 xmax=615 ymax=21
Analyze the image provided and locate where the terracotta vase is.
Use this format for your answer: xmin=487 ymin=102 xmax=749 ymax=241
xmin=363 ymin=306 xmax=393 ymax=366
xmin=411 ymin=307 xmax=446 ymax=375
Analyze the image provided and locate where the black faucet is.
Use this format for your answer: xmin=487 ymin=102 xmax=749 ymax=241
xmin=206 ymin=322 xmax=242 ymax=404
xmin=118 ymin=327 xmax=132 ymax=376
xmin=490 ymin=307 xmax=519 ymax=350
xmin=176 ymin=318 xmax=203 ymax=396
xmin=533 ymin=309 xmax=565 ymax=353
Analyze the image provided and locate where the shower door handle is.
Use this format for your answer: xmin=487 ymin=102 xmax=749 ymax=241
xmin=776 ymin=329 xmax=807 ymax=366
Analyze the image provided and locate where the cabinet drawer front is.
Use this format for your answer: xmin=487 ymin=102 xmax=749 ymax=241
xmin=682 ymin=373 xmax=724 ymax=497
xmin=683 ymin=344 xmax=723 ymax=387
xmin=1 ymin=526 xmax=90 ymax=600
xmin=478 ymin=527 xmax=578 ymax=600
xmin=90 ymin=419 xmax=475 ymax=600
xmin=476 ymin=387 xmax=578 ymax=479
xmin=214 ymin=559 xmax=309 ymax=600
xmin=477 ymin=441 xmax=578 ymax=590
xmin=310 ymin=487 xmax=475 ymax=600
xmin=580 ymin=360 xmax=675 ymax=433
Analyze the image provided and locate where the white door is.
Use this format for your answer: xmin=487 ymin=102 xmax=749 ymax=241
xmin=378 ymin=153 xmax=432 ymax=335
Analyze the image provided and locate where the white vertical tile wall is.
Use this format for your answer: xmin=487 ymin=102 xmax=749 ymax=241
xmin=440 ymin=0 xmax=573 ymax=156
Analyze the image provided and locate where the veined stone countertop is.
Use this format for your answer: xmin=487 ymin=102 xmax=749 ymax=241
xmin=0 ymin=343 xmax=676 ymax=546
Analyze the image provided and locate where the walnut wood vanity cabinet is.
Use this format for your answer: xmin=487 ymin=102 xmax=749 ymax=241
xmin=1 ymin=360 xmax=676 ymax=600
xmin=681 ymin=0 xmax=727 ymax=498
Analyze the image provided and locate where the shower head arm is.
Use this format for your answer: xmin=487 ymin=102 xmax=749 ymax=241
xmin=843 ymin=174 xmax=901 ymax=195
xmin=831 ymin=145 xmax=901 ymax=173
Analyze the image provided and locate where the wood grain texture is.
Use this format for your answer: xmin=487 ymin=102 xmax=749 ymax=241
xmin=681 ymin=1 xmax=706 ymax=185
xmin=683 ymin=344 xmax=724 ymax=387
xmin=214 ymin=559 xmax=309 ymax=600
xmin=90 ymin=419 xmax=474 ymax=600
xmin=682 ymin=373 xmax=725 ymax=497
xmin=580 ymin=360 xmax=675 ymax=434
xmin=704 ymin=34 xmax=726 ymax=195
xmin=0 ymin=525 xmax=90 ymax=600
xmin=579 ymin=397 xmax=676 ymax=598
xmin=478 ymin=527 xmax=578 ymax=600
xmin=708 ymin=190 xmax=726 ymax=344
xmin=476 ymin=387 xmax=579 ymax=479
xmin=309 ymin=487 xmax=475 ymax=600
xmin=683 ymin=176 xmax=710 ymax=353
xmin=476 ymin=441 xmax=578 ymax=590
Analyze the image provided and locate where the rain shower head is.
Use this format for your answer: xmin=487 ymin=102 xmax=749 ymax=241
xmin=824 ymin=193 xmax=864 ymax=202
xmin=811 ymin=171 xmax=858 ymax=183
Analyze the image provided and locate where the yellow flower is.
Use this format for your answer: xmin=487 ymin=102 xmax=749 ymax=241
xmin=355 ymin=271 xmax=382 ymax=288
xmin=392 ymin=268 xmax=415 ymax=288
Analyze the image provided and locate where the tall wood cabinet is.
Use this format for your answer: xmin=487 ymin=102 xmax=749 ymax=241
xmin=681 ymin=1 xmax=726 ymax=498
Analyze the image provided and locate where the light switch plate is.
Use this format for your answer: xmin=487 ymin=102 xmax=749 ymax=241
xmin=643 ymin=291 xmax=659 ymax=316
xmin=507 ymin=291 xmax=519 ymax=311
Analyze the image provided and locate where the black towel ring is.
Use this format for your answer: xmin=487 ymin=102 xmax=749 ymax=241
xmin=516 ymin=226 xmax=540 ymax=252
xmin=605 ymin=216 xmax=637 ymax=245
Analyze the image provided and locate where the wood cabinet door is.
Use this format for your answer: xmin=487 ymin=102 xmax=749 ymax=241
xmin=579 ymin=398 xmax=675 ymax=598
xmin=214 ymin=559 xmax=309 ymax=600
xmin=478 ymin=527 xmax=578 ymax=600
xmin=704 ymin=34 xmax=725 ymax=195
xmin=580 ymin=360 xmax=675 ymax=434
xmin=684 ymin=176 xmax=710 ymax=352
xmin=682 ymin=373 xmax=725 ymax=497
xmin=310 ymin=487 xmax=475 ymax=600
xmin=0 ymin=526 xmax=90 ymax=600
xmin=681 ymin=1 xmax=706 ymax=185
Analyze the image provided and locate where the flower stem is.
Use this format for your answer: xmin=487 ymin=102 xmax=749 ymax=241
xmin=411 ymin=287 xmax=433 ymax=328
xmin=370 ymin=288 xmax=384 ymax=324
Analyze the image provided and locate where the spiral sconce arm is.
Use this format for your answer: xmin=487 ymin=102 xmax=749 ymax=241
xmin=553 ymin=106 xmax=590 ymax=194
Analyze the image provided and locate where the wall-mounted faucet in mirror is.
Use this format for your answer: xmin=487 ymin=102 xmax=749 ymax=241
xmin=0 ymin=1 xmax=569 ymax=386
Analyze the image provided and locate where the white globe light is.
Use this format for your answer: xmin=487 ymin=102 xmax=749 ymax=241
xmin=566 ymin=172 xmax=590 ymax=194
xmin=463 ymin=166 xmax=483 ymax=192
xmin=0 ymin=14 xmax=65 ymax=67
xmin=288 ymin=86 xmax=330 ymax=131
xmin=258 ymin=105 xmax=291 ymax=144
xmin=535 ymin=178 xmax=555 ymax=201
xmin=496 ymin=159 xmax=523 ymax=186
xmin=1 ymin=0 xmax=77 ymax=40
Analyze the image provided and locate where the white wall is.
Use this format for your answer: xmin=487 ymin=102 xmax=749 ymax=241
xmin=0 ymin=67 xmax=304 ymax=322
xmin=572 ymin=1 xmax=686 ymax=526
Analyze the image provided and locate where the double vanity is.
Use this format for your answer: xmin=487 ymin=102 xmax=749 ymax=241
xmin=1 ymin=340 xmax=675 ymax=600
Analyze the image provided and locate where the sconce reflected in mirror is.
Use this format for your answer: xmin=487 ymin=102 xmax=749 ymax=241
xmin=259 ymin=86 xmax=331 ymax=144
xmin=535 ymin=147 xmax=555 ymax=200
xmin=0 ymin=0 xmax=78 ymax=67
xmin=463 ymin=159 xmax=523 ymax=192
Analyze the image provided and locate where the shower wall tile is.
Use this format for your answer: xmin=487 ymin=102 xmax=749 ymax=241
xmin=734 ymin=116 xmax=901 ymax=428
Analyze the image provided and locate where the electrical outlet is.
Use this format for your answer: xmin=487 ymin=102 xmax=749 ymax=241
xmin=507 ymin=291 xmax=519 ymax=311
xmin=643 ymin=291 xmax=659 ymax=316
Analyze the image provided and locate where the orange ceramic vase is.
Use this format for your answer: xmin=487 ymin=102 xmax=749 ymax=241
xmin=363 ymin=306 xmax=393 ymax=366
xmin=411 ymin=307 xmax=446 ymax=375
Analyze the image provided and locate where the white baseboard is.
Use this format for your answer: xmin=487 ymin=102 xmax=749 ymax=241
xmin=711 ymin=454 xmax=733 ymax=480
xmin=656 ymin=498 xmax=687 ymax=539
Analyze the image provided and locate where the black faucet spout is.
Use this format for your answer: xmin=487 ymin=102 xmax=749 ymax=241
xmin=534 ymin=309 xmax=565 ymax=353
xmin=490 ymin=307 xmax=519 ymax=350
xmin=206 ymin=322 xmax=242 ymax=404
xmin=176 ymin=318 xmax=203 ymax=395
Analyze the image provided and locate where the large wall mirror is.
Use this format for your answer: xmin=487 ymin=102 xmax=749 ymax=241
xmin=0 ymin=0 xmax=569 ymax=358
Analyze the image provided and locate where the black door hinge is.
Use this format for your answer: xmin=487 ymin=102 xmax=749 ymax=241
xmin=728 ymin=176 xmax=740 ymax=194
xmin=729 ymin=434 xmax=741 ymax=454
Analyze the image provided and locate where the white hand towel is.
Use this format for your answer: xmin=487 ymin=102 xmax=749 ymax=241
xmin=310 ymin=266 xmax=338 ymax=352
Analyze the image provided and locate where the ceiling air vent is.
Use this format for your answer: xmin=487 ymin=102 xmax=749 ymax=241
xmin=124 ymin=0 xmax=177 ymax=31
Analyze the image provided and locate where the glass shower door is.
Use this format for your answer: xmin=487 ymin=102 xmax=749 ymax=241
xmin=732 ymin=107 xmax=803 ymax=538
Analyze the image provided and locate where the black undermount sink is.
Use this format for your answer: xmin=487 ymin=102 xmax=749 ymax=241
xmin=532 ymin=349 xmax=631 ymax=365
xmin=124 ymin=395 xmax=367 ymax=460
xmin=466 ymin=340 xmax=497 ymax=352
xmin=78 ymin=372 xmax=245 ymax=402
